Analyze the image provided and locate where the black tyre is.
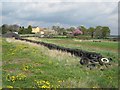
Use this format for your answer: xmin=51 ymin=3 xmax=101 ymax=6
xmin=80 ymin=57 xmax=89 ymax=65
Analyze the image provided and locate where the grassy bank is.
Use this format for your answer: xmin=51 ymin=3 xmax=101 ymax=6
xmin=2 ymin=38 xmax=118 ymax=88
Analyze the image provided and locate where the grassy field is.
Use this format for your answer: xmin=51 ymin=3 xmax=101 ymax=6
xmin=34 ymin=38 xmax=118 ymax=50
xmin=2 ymin=37 xmax=118 ymax=88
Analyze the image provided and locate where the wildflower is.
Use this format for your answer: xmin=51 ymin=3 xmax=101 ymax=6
xmin=16 ymin=73 xmax=26 ymax=81
xmin=41 ymin=85 xmax=49 ymax=88
xmin=6 ymin=74 xmax=10 ymax=81
xmin=46 ymin=81 xmax=50 ymax=85
xmin=34 ymin=80 xmax=51 ymax=88
xmin=19 ymin=77 xmax=22 ymax=80
xmin=22 ymin=65 xmax=29 ymax=71
xmin=37 ymin=81 xmax=40 ymax=84
xmin=58 ymin=80 xmax=62 ymax=83
xmin=10 ymin=76 xmax=16 ymax=83
xmin=41 ymin=85 xmax=46 ymax=88
xmin=6 ymin=74 xmax=16 ymax=83
xmin=42 ymin=80 xmax=45 ymax=83
xmin=11 ymin=52 xmax=14 ymax=55
xmin=92 ymin=86 xmax=97 ymax=88
xmin=6 ymin=85 xmax=13 ymax=88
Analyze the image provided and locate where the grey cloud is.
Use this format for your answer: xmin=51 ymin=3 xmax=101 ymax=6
xmin=2 ymin=2 xmax=118 ymax=35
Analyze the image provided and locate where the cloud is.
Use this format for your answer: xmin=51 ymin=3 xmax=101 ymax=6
xmin=1 ymin=1 xmax=118 ymax=35
xmin=1 ymin=0 xmax=119 ymax=2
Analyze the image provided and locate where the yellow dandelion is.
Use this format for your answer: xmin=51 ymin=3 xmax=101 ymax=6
xmin=58 ymin=80 xmax=62 ymax=83
xmin=22 ymin=65 xmax=29 ymax=71
xmin=16 ymin=73 xmax=26 ymax=81
xmin=37 ymin=81 xmax=40 ymax=84
xmin=10 ymin=76 xmax=16 ymax=83
xmin=42 ymin=80 xmax=45 ymax=83
xmin=92 ymin=86 xmax=97 ymax=88
xmin=19 ymin=77 xmax=22 ymax=80
xmin=7 ymin=85 xmax=13 ymax=88
xmin=58 ymin=85 xmax=60 ymax=86
xmin=11 ymin=76 xmax=16 ymax=80
xmin=41 ymin=85 xmax=49 ymax=88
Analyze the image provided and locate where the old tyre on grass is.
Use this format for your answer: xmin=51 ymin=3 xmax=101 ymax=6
xmin=80 ymin=57 xmax=89 ymax=65
xmin=101 ymin=58 xmax=109 ymax=63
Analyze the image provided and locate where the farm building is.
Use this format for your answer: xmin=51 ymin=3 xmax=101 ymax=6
xmin=43 ymin=28 xmax=57 ymax=35
xmin=3 ymin=32 xmax=21 ymax=39
xmin=32 ymin=26 xmax=44 ymax=34
xmin=32 ymin=26 xmax=57 ymax=36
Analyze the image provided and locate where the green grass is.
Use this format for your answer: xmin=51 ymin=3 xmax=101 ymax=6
xmin=36 ymin=38 xmax=118 ymax=50
xmin=2 ymin=38 xmax=118 ymax=88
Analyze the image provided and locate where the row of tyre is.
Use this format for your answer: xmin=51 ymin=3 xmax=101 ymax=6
xmin=16 ymin=38 xmax=112 ymax=67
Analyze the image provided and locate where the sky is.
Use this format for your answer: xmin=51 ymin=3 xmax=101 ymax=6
xmin=0 ymin=0 xmax=119 ymax=35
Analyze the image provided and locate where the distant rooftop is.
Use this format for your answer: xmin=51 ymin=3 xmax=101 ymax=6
xmin=32 ymin=26 xmax=38 ymax=28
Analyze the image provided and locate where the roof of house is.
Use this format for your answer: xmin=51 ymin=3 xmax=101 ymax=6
xmin=32 ymin=26 xmax=39 ymax=28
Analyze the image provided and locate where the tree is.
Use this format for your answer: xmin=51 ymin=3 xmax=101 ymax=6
xmin=52 ymin=26 xmax=61 ymax=35
xmin=52 ymin=26 xmax=60 ymax=31
xmin=94 ymin=26 xmax=102 ymax=39
xmin=63 ymin=31 xmax=67 ymax=35
xmin=94 ymin=26 xmax=110 ymax=39
xmin=18 ymin=25 xmax=33 ymax=34
xmin=18 ymin=26 xmax=25 ymax=34
xmin=1 ymin=24 xmax=9 ymax=34
xmin=1 ymin=24 xmax=20 ymax=34
xmin=58 ymin=28 xmax=66 ymax=35
xmin=6 ymin=24 xmax=19 ymax=32
xmin=69 ymin=27 xmax=76 ymax=32
xmin=77 ymin=26 xmax=87 ymax=35
xmin=88 ymin=27 xmax=95 ymax=38
xmin=101 ymin=26 xmax=110 ymax=38
xmin=27 ymin=25 xmax=32 ymax=34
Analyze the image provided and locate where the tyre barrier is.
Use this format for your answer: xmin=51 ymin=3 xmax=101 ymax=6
xmin=16 ymin=38 xmax=112 ymax=68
